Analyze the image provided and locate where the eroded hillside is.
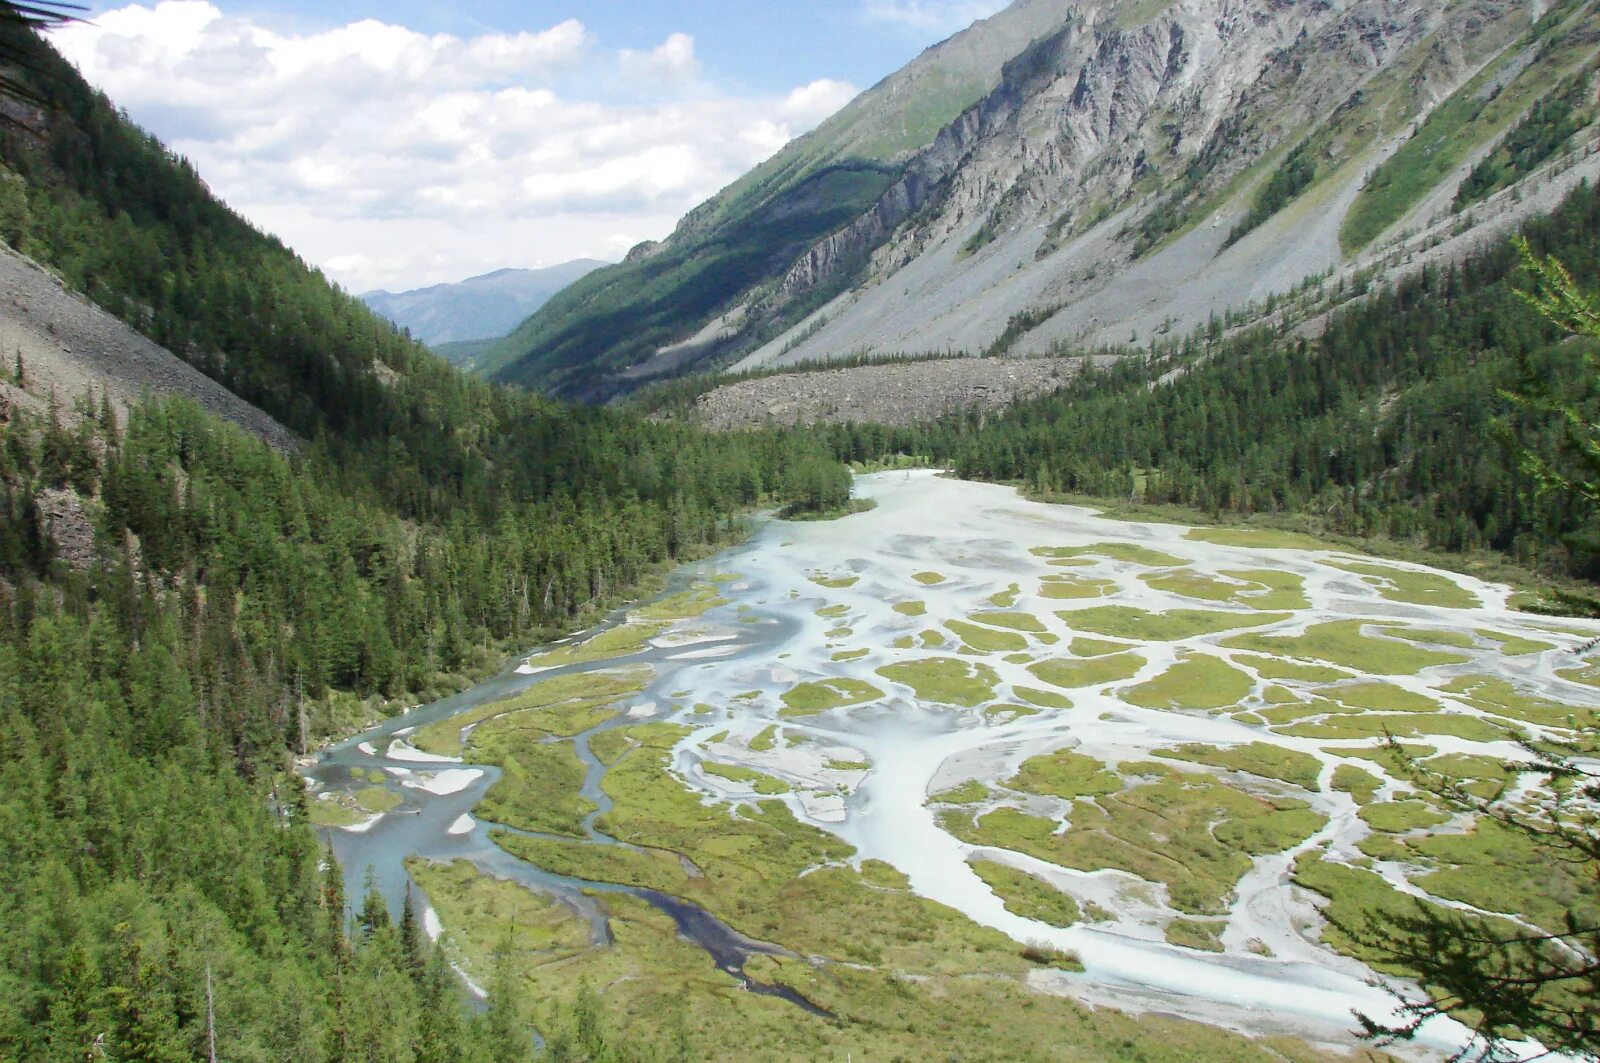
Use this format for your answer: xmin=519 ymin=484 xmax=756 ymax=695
xmin=490 ymin=0 xmax=1600 ymax=400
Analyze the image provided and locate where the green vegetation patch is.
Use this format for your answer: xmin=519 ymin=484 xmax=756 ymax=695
xmin=1122 ymin=654 xmax=1254 ymax=711
xmin=310 ymin=786 xmax=400 ymax=828
xmin=1324 ymin=561 xmax=1480 ymax=609
xmin=475 ymin=733 xmax=596 ymax=837
xmin=1323 ymin=682 xmax=1440 ymax=714
xmin=831 ymin=648 xmax=869 ymax=662
xmin=1223 ymin=621 xmax=1470 ymax=675
xmin=987 ymin=584 xmax=1021 ymax=608
xmin=590 ymin=728 xmax=638 ymax=765
xmin=1441 ymin=675 xmax=1594 ymax=729
xmin=415 ymin=667 xmax=649 ymax=756
xmin=1406 ymin=818 xmax=1600 ymax=934
xmin=1557 ymin=663 xmax=1600 ymax=688
xmin=780 ymin=678 xmax=885 ymax=716
xmin=1421 ymin=753 xmax=1518 ymax=800
xmin=1039 ymin=575 xmax=1118 ymax=600
xmin=1009 ymin=749 xmax=1122 ymax=799
xmin=971 ymin=611 xmax=1047 ymax=632
xmin=355 ymin=785 xmax=402 ymax=813
xmin=1335 ymin=743 xmax=1437 ymax=774
xmin=984 ymin=703 xmax=1041 ymax=723
xmin=931 ymin=780 xmax=993 ymax=804
xmin=912 ymin=571 xmax=947 ymax=586
xmin=971 ymin=860 xmax=1081 ymax=927
xmin=637 ymin=584 xmax=731 ymax=622
xmin=1071 ymin=637 xmax=1134 ymax=657
xmin=1292 ymin=855 xmax=1461 ymax=975
xmin=877 ymin=657 xmax=999 ymax=707
xmin=1331 ymin=764 xmax=1383 ymax=804
xmin=1234 ymin=654 xmax=1353 ymax=683
xmin=749 ymin=725 xmax=780 ymax=753
xmin=1184 ymin=528 xmax=1332 ymax=550
xmin=1221 ymin=569 xmax=1312 ymax=610
xmin=946 ymin=619 xmax=1029 ymax=653
xmin=494 ymin=832 xmax=694 ymax=898
xmin=1140 ymin=570 xmax=1247 ymax=602
xmin=1147 ymin=569 xmax=1311 ymax=611
xmin=1381 ymin=627 xmax=1478 ymax=649
xmin=1034 ymin=543 xmax=1186 ymax=566
xmin=1276 ymin=710 xmax=1508 ymax=743
xmin=701 ymin=761 xmax=790 ymax=795
xmin=1028 ymin=653 xmax=1145 ymax=690
xmin=1165 ymin=919 xmax=1225 ymax=953
xmin=953 ymin=769 xmax=1326 ymax=914
xmin=527 ymin=620 xmax=671 ymax=670
xmin=407 ymin=857 xmax=592 ymax=963
xmin=892 ymin=600 xmax=927 ymax=617
xmin=1359 ymin=799 xmax=1451 ymax=834
xmin=1013 ymin=686 xmax=1073 ymax=709
xmin=1063 ymin=605 xmax=1287 ymax=642
xmin=810 ymin=575 xmax=859 ymax=590
xmin=1156 ymin=742 xmax=1323 ymax=790
xmin=1475 ymin=630 xmax=1554 ymax=656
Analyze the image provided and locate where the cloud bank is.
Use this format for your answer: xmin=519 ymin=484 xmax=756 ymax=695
xmin=51 ymin=3 xmax=858 ymax=292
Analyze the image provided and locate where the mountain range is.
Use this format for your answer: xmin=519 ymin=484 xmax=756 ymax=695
xmin=361 ymin=260 xmax=606 ymax=352
xmin=481 ymin=0 xmax=1600 ymax=400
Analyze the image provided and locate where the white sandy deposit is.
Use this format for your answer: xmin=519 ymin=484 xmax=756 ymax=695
xmin=403 ymin=769 xmax=483 ymax=797
xmin=645 ymin=470 xmax=1594 ymax=1057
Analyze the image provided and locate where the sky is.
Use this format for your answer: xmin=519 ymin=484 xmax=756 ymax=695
xmin=49 ymin=1 xmax=1008 ymax=294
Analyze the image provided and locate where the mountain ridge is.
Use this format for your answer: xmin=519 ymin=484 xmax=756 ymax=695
xmin=361 ymin=258 xmax=607 ymax=348
xmin=487 ymin=0 xmax=1600 ymax=398
xmin=477 ymin=0 xmax=1079 ymax=397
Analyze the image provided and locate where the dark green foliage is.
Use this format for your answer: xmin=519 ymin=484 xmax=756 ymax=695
xmin=1454 ymin=72 xmax=1595 ymax=212
xmin=1130 ymin=194 xmax=1187 ymax=258
xmin=809 ymin=180 xmax=1600 ymax=582
xmin=984 ymin=303 xmax=1063 ymax=358
xmin=0 ymin=497 xmax=511 ymax=1060
xmin=0 ymin=24 xmax=845 ymax=1059
xmin=778 ymin=457 xmax=854 ymax=518
xmin=484 ymin=161 xmax=898 ymax=399
xmin=1226 ymin=140 xmax=1317 ymax=246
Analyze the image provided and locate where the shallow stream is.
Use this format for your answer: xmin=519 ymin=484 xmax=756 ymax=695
xmin=311 ymin=471 xmax=1600 ymax=1057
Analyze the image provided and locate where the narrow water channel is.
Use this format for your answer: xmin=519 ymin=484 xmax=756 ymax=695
xmin=306 ymin=551 xmax=827 ymax=1013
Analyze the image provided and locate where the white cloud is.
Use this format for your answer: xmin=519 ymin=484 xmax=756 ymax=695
xmin=618 ymin=32 xmax=702 ymax=86
xmin=48 ymin=4 xmax=859 ymax=292
xmin=781 ymin=79 xmax=861 ymax=126
xmin=863 ymin=0 xmax=1008 ymax=35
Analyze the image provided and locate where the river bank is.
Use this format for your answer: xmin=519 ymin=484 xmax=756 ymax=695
xmin=308 ymin=471 xmax=1598 ymax=1061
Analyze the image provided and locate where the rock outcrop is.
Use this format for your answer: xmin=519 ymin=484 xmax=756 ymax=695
xmin=490 ymin=0 xmax=1598 ymax=400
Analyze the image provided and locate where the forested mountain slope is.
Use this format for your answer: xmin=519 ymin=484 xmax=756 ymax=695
xmin=491 ymin=0 xmax=1600 ymax=399
xmin=801 ymin=179 xmax=1600 ymax=589
xmin=0 ymin=242 xmax=296 ymax=448
xmin=479 ymin=0 xmax=1076 ymax=398
xmin=0 ymin=20 xmax=850 ymax=1060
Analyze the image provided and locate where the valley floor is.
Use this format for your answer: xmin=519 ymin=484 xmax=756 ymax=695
xmin=312 ymin=471 xmax=1600 ymax=1061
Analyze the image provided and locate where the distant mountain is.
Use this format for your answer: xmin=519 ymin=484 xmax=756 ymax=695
xmin=485 ymin=0 xmax=1600 ymax=399
xmin=363 ymin=260 xmax=607 ymax=346
xmin=479 ymin=0 xmax=1072 ymax=397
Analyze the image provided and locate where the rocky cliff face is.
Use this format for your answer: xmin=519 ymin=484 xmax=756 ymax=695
xmin=738 ymin=0 xmax=1548 ymax=370
xmin=491 ymin=0 xmax=1599 ymax=395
